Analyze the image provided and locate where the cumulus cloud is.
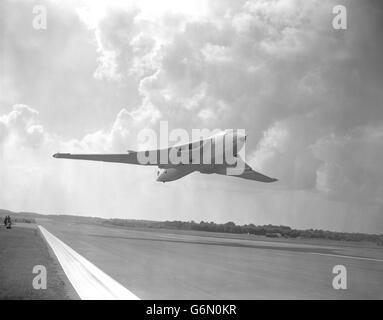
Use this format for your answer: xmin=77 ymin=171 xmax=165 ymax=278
xmin=0 ymin=105 xmax=47 ymax=149
xmin=0 ymin=103 xmax=160 ymax=216
xmin=312 ymin=127 xmax=383 ymax=205
xmin=250 ymin=116 xmax=322 ymax=190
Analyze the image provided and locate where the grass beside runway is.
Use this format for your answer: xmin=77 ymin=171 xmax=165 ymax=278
xmin=0 ymin=224 xmax=78 ymax=299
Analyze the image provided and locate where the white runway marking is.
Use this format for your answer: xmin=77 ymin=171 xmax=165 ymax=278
xmin=309 ymin=252 xmax=383 ymax=262
xmin=38 ymin=226 xmax=140 ymax=300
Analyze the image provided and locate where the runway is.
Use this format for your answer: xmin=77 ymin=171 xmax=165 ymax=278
xmin=37 ymin=218 xmax=383 ymax=299
xmin=39 ymin=226 xmax=139 ymax=300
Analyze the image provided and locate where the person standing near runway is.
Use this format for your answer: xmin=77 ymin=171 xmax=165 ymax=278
xmin=4 ymin=215 xmax=11 ymax=228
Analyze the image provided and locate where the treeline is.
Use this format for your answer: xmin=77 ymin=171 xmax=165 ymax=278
xmin=106 ymin=219 xmax=383 ymax=244
xmin=0 ymin=216 xmax=35 ymax=224
xmin=1 ymin=208 xmax=382 ymax=245
xmin=13 ymin=218 xmax=35 ymax=223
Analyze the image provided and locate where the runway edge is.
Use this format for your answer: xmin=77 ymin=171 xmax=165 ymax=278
xmin=38 ymin=225 xmax=140 ymax=300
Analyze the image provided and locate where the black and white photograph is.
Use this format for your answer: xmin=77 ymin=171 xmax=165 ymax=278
xmin=0 ymin=0 xmax=382 ymax=305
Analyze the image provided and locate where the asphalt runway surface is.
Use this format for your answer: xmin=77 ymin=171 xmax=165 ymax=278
xmin=37 ymin=218 xmax=383 ymax=299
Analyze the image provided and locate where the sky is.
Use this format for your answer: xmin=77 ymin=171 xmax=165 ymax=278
xmin=1 ymin=0 xmax=383 ymax=233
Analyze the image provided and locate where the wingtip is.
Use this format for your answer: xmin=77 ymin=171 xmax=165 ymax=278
xmin=53 ymin=153 xmax=70 ymax=158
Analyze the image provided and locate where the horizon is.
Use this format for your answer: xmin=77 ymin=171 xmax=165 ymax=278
xmin=1 ymin=207 xmax=381 ymax=236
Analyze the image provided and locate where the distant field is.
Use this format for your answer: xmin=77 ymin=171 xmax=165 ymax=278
xmin=103 ymin=224 xmax=383 ymax=249
xmin=2 ymin=208 xmax=382 ymax=255
xmin=2 ymin=208 xmax=382 ymax=247
xmin=0 ymin=224 xmax=78 ymax=300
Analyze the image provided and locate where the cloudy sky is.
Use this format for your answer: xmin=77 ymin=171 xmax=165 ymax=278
xmin=1 ymin=0 xmax=382 ymax=233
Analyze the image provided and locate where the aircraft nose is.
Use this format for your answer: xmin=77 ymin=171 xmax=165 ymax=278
xmin=238 ymin=133 xmax=247 ymax=142
xmin=156 ymin=174 xmax=164 ymax=182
